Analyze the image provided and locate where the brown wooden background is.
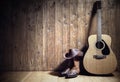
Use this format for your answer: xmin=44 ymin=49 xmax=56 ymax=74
xmin=0 ymin=0 xmax=120 ymax=71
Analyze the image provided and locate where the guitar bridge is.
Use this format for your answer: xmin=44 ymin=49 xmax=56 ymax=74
xmin=93 ymin=55 xmax=106 ymax=59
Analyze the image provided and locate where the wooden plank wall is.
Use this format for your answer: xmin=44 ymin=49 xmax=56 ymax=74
xmin=0 ymin=0 xmax=120 ymax=71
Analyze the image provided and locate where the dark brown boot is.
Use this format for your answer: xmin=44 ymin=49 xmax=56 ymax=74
xmin=65 ymin=59 xmax=80 ymax=78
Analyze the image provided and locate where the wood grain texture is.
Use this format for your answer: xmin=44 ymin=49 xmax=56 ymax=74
xmin=54 ymin=0 xmax=63 ymax=67
xmin=62 ymin=0 xmax=70 ymax=60
xmin=70 ymin=0 xmax=78 ymax=48
xmin=46 ymin=0 xmax=55 ymax=70
xmin=0 ymin=0 xmax=119 ymax=71
xmin=43 ymin=0 xmax=48 ymax=70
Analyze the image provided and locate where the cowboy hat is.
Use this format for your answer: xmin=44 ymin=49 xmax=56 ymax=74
xmin=63 ymin=49 xmax=83 ymax=59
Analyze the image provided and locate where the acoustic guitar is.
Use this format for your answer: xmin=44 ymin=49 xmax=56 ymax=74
xmin=83 ymin=0 xmax=117 ymax=74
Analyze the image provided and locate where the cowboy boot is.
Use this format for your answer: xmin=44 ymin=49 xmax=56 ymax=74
xmin=65 ymin=58 xmax=80 ymax=78
xmin=59 ymin=58 xmax=74 ymax=77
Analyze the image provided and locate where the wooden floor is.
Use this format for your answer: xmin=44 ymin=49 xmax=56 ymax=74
xmin=0 ymin=71 xmax=120 ymax=82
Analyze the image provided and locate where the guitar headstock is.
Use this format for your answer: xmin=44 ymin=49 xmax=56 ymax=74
xmin=96 ymin=0 xmax=102 ymax=9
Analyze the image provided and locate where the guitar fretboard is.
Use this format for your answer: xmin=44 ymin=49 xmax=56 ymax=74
xmin=97 ymin=9 xmax=102 ymax=42
xmin=97 ymin=0 xmax=102 ymax=42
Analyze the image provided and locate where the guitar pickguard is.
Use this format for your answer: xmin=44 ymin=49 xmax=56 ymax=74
xmin=102 ymin=40 xmax=110 ymax=55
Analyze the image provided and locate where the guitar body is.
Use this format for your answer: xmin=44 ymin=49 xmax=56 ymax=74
xmin=83 ymin=34 xmax=117 ymax=74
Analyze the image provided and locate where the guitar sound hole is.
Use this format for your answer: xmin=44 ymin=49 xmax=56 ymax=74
xmin=96 ymin=41 xmax=104 ymax=49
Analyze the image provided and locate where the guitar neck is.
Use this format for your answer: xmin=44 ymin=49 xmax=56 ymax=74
xmin=97 ymin=0 xmax=102 ymax=42
xmin=97 ymin=9 xmax=102 ymax=41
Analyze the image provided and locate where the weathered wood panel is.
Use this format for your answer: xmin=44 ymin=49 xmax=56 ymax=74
xmin=69 ymin=0 xmax=78 ymax=48
xmin=62 ymin=0 xmax=70 ymax=59
xmin=46 ymin=0 xmax=55 ymax=70
xmin=43 ymin=0 xmax=48 ymax=70
xmin=0 ymin=0 xmax=120 ymax=71
xmin=114 ymin=1 xmax=120 ymax=72
xmin=55 ymin=0 xmax=64 ymax=66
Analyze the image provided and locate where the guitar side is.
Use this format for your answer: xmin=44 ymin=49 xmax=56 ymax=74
xmin=83 ymin=34 xmax=117 ymax=74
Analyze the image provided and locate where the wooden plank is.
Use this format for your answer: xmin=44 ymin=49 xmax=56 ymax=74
xmin=12 ymin=11 xmax=28 ymax=70
xmin=26 ymin=11 xmax=37 ymax=70
xmin=47 ymin=0 xmax=55 ymax=70
xmin=69 ymin=0 xmax=78 ymax=49
xmin=55 ymin=0 xmax=63 ymax=66
xmin=62 ymin=0 xmax=70 ymax=60
xmin=102 ymin=0 xmax=109 ymax=34
xmin=18 ymin=12 xmax=28 ymax=70
xmin=43 ymin=0 xmax=48 ymax=70
xmin=34 ymin=1 xmax=43 ymax=70
xmin=77 ymin=0 xmax=86 ymax=49
xmin=46 ymin=0 xmax=55 ymax=70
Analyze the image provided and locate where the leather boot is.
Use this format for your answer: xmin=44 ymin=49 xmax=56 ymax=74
xmin=65 ymin=59 xmax=80 ymax=78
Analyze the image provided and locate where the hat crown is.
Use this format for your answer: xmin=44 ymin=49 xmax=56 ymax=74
xmin=71 ymin=49 xmax=80 ymax=56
